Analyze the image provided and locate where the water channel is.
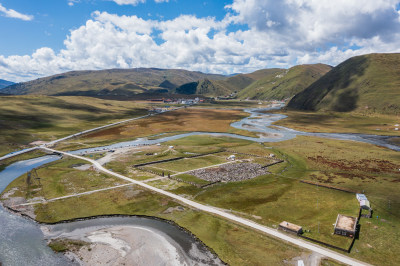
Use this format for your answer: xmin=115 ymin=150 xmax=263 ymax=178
xmin=0 ymin=106 xmax=398 ymax=265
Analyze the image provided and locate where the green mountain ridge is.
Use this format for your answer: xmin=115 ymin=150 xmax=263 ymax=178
xmin=237 ymin=64 xmax=332 ymax=100
xmin=2 ymin=68 xmax=226 ymax=96
xmin=287 ymin=53 xmax=400 ymax=114
xmin=174 ymin=70 xmax=281 ymax=97
xmin=3 ymin=67 xmax=275 ymax=98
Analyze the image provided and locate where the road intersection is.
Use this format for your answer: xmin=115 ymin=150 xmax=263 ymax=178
xmin=40 ymin=146 xmax=370 ymax=266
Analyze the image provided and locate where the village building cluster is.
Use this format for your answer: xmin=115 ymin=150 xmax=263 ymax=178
xmin=187 ymin=163 xmax=270 ymax=182
xmin=148 ymin=97 xmax=203 ymax=113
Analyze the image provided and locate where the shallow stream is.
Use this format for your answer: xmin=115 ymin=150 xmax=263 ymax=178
xmin=0 ymin=105 xmax=398 ymax=265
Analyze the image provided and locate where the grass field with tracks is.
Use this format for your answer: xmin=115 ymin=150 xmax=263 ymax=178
xmin=0 ymin=96 xmax=150 ymax=156
xmin=1 ymin=100 xmax=399 ymax=265
xmin=273 ymin=109 xmax=400 ymax=136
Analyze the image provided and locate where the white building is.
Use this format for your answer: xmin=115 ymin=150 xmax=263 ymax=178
xmin=227 ymin=155 xmax=236 ymax=161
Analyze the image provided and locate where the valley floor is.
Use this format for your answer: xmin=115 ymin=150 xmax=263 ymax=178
xmin=1 ymin=100 xmax=399 ymax=266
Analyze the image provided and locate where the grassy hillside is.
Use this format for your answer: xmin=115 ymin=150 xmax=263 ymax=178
xmin=238 ymin=64 xmax=331 ymax=100
xmin=2 ymin=68 xmax=225 ymax=96
xmin=0 ymin=96 xmax=150 ymax=156
xmin=196 ymin=79 xmax=236 ymax=96
xmin=288 ymin=53 xmax=400 ymax=114
xmin=175 ymin=69 xmax=284 ymax=97
xmin=0 ymin=79 xmax=14 ymax=89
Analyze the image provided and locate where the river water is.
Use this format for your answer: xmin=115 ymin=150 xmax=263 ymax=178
xmin=0 ymin=105 xmax=398 ymax=265
xmin=0 ymin=156 xmax=74 ymax=265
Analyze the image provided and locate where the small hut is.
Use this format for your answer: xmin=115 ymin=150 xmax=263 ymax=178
xmin=334 ymin=214 xmax=357 ymax=238
xmin=279 ymin=221 xmax=303 ymax=235
xmin=356 ymin=194 xmax=371 ymax=210
xmin=359 ymin=200 xmax=371 ymax=210
xmin=227 ymin=155 xmax=236 ymax=161
xmin=356 ymin=194 xmax=367 ymax=201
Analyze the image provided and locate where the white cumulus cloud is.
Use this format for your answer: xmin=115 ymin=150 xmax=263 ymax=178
xmin=68 ymin=0 xmax=81 ymax=7
xmin=112 ymin=0 xmax=146 ymax=5
xmin=113 ymin=0 xmax=170 ymax=5
xmin=1 ymin=0 xmax=400 ymax=82
xmin=227 ymin=0 xmax=400 ymax=50
xmin=0 ymin=3 xmax=33 ymax=21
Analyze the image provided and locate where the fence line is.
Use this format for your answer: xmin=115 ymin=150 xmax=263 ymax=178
xmin=297 ymin=235 xmax=350 ymax=253
xmin=299 ymin=180 xmax=359 ymax=194
xmin=133 ymin=150 xmax=224 ymax=168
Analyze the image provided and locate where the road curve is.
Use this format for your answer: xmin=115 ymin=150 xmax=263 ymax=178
xmin=41 ymin=147 xmax=370 ymax=266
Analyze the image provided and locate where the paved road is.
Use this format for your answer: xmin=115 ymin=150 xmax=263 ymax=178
xmin=41 ymin=147 xmax=370 ymax=266
xmin=0 ymin=147 xmax=38 ymax=162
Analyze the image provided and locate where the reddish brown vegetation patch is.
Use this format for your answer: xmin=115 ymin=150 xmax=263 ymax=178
xmin=82 ymin=108 xmax=247 ymax=140
xmin=307 ymin=156 xmax=400 ymax=174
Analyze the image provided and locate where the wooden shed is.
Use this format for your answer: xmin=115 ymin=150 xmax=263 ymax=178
xmin=334 ymin=214 xmax=357 ymax=238
xmin=279 ymin=221 xmax=303 ymax=235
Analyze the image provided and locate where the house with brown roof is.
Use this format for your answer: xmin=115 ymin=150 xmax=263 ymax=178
xmin=334 ymin=214 xmax=357 ymax=238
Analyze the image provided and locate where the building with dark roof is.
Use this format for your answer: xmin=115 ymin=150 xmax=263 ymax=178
xmin=279 ymin=221 xmax=303 ymax=235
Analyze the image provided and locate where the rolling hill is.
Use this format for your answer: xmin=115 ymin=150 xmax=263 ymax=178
xmin=0 ymin=79 xmax=14 ymax=89
xmin=3 ymin=66 xmax=291 ymax=98
xmin=2 ymin=68 xmax=225 ymax=96
xmin=175 ymin=78 xmax=241 ymax=96
xmin=237 ymin=64 xmax=331 ymax=100
xmin=287 ymin=53 xmax=400 ymax=114
xmin=174 ymin=69 xmax=284 ymax=97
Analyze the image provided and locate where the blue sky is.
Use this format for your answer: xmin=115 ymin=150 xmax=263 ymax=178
xmin=0 ymin=0 xmax=235 ymax=56
xmin=1 ymin=0 xmax=400 ymax=81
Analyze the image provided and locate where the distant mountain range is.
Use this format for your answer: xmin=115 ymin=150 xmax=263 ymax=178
xmin=0 ymin=79 xmax=14 ymax=89
xmin=2 ymin=64 xmax=329 ymax=100
xmin=3 ymin=53 xmax=400 ymax=115
xmin=288 ymin=53 xmax=400 ymax=114
xmin=1 ymin=68 xmax=225 ymax=97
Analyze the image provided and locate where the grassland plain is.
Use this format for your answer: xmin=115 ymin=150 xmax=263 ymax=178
xmin=105 ymin=137 xmax=357 ymax=246
xmin=106 ymin=135 xmax=399 ymax=265
xmin=269 ymin=136 xmax=400 ymax=265
xmin=55 ymin=107 xmax=255 ymax=151
xmin=161 ymin=139 xmax=357 ymax=247
xmin=2 ymin=134 xmax=398 ymax=265
xmin=0 ymin=156 xmax=306 ymax=265
xmin=153 ymin=155 xmax=227 ymax=173
xmin=3 ymin=157 xmax=128 ymax=200
xmin=272 ymin=109 xmax=400 ymax=136
xmin=16 ymin=185 xmax=306 ymax=265
xmin=0 ymin=96 xmax=151 ymax=156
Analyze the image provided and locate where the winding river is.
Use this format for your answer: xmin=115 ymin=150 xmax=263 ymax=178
xmin=0 ymin=106 xmax=398 ymax=265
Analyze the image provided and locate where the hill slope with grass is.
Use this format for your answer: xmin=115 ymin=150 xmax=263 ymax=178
xmin=0 ymin=95 xmax=151 ymax=157
xmin=288 ymin=53 xmax=400 ymax=114
xmin=2 ymin=68 xmax=225 ymax=96
xmin=175 ymin=69 xmax=286 ymax=97
xmin=237 ymin=64 xmax=331 ymax=100
xmin=0 ymin=79 xmax=14 ymax=89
